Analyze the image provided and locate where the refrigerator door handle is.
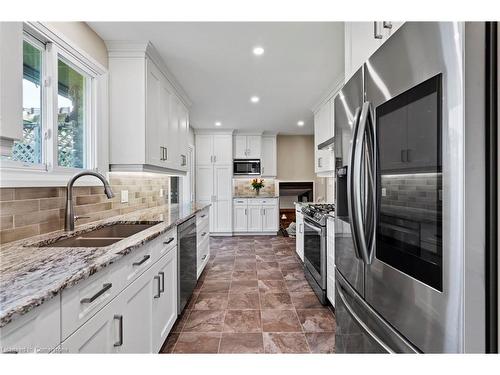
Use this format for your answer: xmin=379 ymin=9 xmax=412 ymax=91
xmin=347 ymin=107 xmax=363 ymax=260
xmin=352 ymin=102 xmax=376 ymax=265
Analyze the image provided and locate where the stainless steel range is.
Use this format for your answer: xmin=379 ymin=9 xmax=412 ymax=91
xmin=302 ymin=203 xmax=335 ymax=305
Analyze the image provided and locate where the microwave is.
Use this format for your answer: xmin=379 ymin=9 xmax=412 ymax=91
xmin=233 ymin=159 xmax=261 ymax=175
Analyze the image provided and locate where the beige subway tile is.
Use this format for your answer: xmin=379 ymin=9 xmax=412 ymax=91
xmin=0 ymin=189 xmax=15 ymax=201
xmin=75 ymin=195 xmax=107 ymax=206
xmin=0 ymin=215 xmax=14 ymax=230
xmin=40 ymin=197 xmax=66 ymax=210
xmin=15 ymin=187 xmax=59 ymax=200
xmin=39 ymin=219 xmax=63 ymax=235
xmin=14 ymin=209 xmax=60 ymax=227
xmin=73 ymin=187 xmax=91 ymax=196
xmin=74 ymin=202 xmax=112 ymax=216
xmin=0 ymin=224 xmax=39 ymax=244
xmin=0 ymin=200 xmax=39 ymax=215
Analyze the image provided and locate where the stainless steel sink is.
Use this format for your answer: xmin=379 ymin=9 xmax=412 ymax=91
xmin=39 ymin=223 xmax=159 ymax=248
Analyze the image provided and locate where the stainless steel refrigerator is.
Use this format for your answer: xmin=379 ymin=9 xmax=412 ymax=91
xmin=334 ymin=22 xmax=497 ymax=353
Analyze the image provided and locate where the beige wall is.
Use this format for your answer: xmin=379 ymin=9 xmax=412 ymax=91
xmin=277 ymin=135 xmax=316 ymax=181
xmin=45 ymin=22 xmax=108 ymax=68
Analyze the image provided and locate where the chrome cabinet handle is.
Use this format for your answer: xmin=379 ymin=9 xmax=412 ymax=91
xmin=164 ymin=237 xmax=175 ymax=245
xmin=201 ymin=214 xmax=206 ymax=218
xmin=202 ymin=254 xmax=207 ymax=260
xmin=244 ymin=208 xmax=247 ymax=215
xmin=201 ymin=232 xmax=207 ymax=237
xmin=80 ymin=283 xmax=112 ymax=304
xmin=213 ymin=155 xmax=217 ymax=163
xmin=114 ymin=315 xmax=123 ymax=347
xmin=373 ymin=22 xmax=383 ymax=39
xmin=154 ymin=276 xmax=161 ymax=298
xmin=164 ymin=147 xmax=168 ymax=161
xmin=132 ymin=254 xmax=150 ymax=266
xmin=160 ymin=146 xmax=164 ymax=161
xmin=159 ymin=272 xmax=165 ymax=293
xmin=383 ymin=21 xmax=393 ymax=29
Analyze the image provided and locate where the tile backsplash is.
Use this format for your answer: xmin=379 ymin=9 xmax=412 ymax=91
xmin=381 ymin=173 xmax=442 ymax=211
xmin=233 ymin=178 xmax=276 ymax=196
xmin=0 ymin=173 xmax=171 ymax=244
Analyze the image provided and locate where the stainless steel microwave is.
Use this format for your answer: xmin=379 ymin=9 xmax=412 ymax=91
xmin=233 ymin=159 xmax=261 ymax=175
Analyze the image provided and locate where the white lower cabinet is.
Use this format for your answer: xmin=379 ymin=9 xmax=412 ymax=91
xmin=0 ymin=295 xmax=60 ymax=353
xmin=232 ymin=198 xmax=279 ymax=234
xmin=196 ymin=206 xmax=211 ymax=278
xmin=295 ymin=205 xmax=304 ymax=262
xmin=61 ymin=247 xmax=177 ymax=353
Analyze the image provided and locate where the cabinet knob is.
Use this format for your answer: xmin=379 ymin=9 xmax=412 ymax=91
xmin=374 ymin=22 xmax=383 ymax=39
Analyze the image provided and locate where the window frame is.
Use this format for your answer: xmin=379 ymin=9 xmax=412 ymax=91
xmin=0 ymin=22 xmax=108 ymax=187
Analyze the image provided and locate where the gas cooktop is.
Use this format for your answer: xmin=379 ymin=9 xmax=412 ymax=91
xmin=301 ymin=203 xmax=335 ymax=225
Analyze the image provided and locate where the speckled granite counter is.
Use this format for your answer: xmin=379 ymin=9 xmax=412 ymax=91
xmin=0 ymin=202 xmax=210 ymax=328
xmin=233 ymin=195 xmax=279 ymax=199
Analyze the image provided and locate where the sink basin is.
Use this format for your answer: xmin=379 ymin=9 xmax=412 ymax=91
xmin=39 ymin=223 xmax=159 ymax=248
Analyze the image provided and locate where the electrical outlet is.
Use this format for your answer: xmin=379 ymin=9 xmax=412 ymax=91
xmin=121 ymin=190 xmax=129 ymax=203
xmin=159 ymin=188 xmax=164 ymax=197
xmin=381 ymin=188 xmax=387 ymax=197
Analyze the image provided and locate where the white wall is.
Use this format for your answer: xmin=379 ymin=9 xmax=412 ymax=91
xmin=45 ymin=22 xmax=108 ymax=68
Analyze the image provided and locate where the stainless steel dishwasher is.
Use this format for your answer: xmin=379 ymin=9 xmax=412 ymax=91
xmin=177 ymin=216 xmax=197 ymax=314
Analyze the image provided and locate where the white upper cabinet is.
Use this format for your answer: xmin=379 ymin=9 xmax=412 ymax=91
xmin=234 ymin=135 xmax=261 ymax=159
xmin=345 ymin=22 xmax=405 ymax=82
xmin=107 ymin=41 xmax=190 ymax=173
xmin=0 ymin=22 xmax=23 ymax=153
xmin=261 ymin=135 xmax=277 ymax=177
xmin=314 ymin=98 xmax=335 ymax=174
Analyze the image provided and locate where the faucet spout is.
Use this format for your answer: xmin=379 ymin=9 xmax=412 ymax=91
xmin=65 ymin=171 xmax=114 ymax=232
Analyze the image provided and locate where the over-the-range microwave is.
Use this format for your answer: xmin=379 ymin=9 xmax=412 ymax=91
xmin=233 ymin=159 xmax=261 ymax=175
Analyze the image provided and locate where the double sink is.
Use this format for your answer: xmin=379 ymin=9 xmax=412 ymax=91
xmin=39 ymin=223 xmax=160 ymax=248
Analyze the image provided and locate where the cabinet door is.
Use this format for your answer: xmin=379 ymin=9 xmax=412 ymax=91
xmin=146 ymin=59 xmax=163 ymax=167
xmin=247 ymin=206 xmax=263 ymax=232
xmin=62 ymin=297 xmax=122 ymax=353
xmin=196 ymin=135 xmax=213 ymax=165
xmin=120 ymin=268 xmax=154 ymax=353
xmin=152 ymin=248 xmax=178 ymax=352
xmin=262 ymin=204 xmax=278 ymax=232
xmin=233 ymin=204 xmax=248 ymax=232
xmin=195 ymin=165 xmax=213 ymax=203
xmin=346 ymin=22 xmax=383 ymax=79
xmin=213 ymin=135 xmax=233 ymax=164
xmin=295 ymin=211 xmax=304 ymax=261
xmin=213 ymin=165 xmax=232 ymax=232
xmin=167 ymin=93 xmax=180 ymax=169
xmin=246 ymin=136 xmax=261 ymax=159
xmin=177 ymin=100 xmax=189 ymax=171
xmin=234 ymin=135 xmax=247 ymax=159
xmin=261 ymin=136 xmax=276 ymax=176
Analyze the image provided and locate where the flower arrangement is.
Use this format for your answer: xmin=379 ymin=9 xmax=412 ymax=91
xmin=251 ymin=178 xmax=265 ymax=195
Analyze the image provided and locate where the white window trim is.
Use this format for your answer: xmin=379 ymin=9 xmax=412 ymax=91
xmin=0 ymin=22 xmax=109 ymax=188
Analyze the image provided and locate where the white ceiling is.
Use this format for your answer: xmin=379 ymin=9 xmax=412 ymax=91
xmin=89 ymin=22 xmax=344 ymax=135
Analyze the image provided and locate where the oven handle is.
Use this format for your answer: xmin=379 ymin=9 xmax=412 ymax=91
xmin=347 ymin=106 xmax=363 ymax=261
xmin=303 ymin=218 xmax=323 ymax=233
xmin=352 ymin=102 xmax=376 ymax=265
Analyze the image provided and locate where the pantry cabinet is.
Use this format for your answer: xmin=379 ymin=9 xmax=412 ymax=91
xmin=232 ymin=198 xmax=279 ymax=234
xmin=195 ymin=132 xmax=233 ymax=234
xmin=234 ymin=135 xmax=261 ymax=159
xmin=314 ymin=98 xmax=335 ymax=175
xmin=344 ymin=21 xmax=404 ymax=81
xmin=107 ymin=41 xmax=190 ymax=173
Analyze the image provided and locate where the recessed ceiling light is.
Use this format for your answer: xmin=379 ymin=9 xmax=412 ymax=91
xmin=250 ymin=96 xmax=260 ymax=103
xmin=297 ymin=121 xmax=305 ymax=127
xmin=252 ymin=46 xmax=265 ymax=56
xmin=214 ymin=121 xmax=222 ymax=127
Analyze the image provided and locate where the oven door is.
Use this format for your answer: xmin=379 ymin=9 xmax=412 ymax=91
xmin=303 ymin=218 xmax=326 ymax=289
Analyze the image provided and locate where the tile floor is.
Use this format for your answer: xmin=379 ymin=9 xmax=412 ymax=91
xmin=160 ymin=236 xmax=336 ymax=354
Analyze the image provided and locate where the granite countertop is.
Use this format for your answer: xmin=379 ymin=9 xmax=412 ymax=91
xmin=0 ymin=202 xmax=210 ymax=328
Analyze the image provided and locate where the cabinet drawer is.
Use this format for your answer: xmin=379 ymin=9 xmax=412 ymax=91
xmin=0 ymin=296 xmax=60 ymax=353
xmin=233 ymin=198 xmax=248 ymax=206
xmin=248 ymin=198 xmax=277 ymax=205
xmin=197 ymin=222 xmax=210 ymax=244
xmin=196 ymin=209 xmax=209 ymax=229
xmin=197 ymin=234 xmax=210 ymax=265
xmin=155 ymin=228 xmax=177 ymax=259
xmin=61 ymin=262 xmax=125 ymax=340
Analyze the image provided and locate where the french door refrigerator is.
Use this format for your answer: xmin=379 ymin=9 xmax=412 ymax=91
xmin=334 ymin=22 xmax=496 ymax=353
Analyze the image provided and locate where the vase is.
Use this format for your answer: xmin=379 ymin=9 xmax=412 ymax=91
xmin=255 ymin=188 xmax=260 ymax=196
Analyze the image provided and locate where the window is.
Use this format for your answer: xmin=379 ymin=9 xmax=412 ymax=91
xmin=9 ymin=39 xmax=44 ymax=166
xmin=2 ymin=23 xmax=102 ymax=181
xmin=57 ymin=58 xmax=89 ymax=169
